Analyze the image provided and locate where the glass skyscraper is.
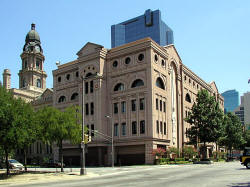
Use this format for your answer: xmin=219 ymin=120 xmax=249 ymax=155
xmin=221 ymin=89 xmax=239 ymax=113
xmin=111 ymin=9 xmax=174 ymax=48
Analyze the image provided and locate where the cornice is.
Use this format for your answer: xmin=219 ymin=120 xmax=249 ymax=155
xmin=182 ymin=64 xmax=212 ymax=92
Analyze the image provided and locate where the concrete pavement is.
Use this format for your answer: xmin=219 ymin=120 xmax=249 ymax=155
xmin=0 ymin=161 xmax=249 ymax=187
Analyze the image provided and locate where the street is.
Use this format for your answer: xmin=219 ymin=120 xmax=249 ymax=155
xmin=1 ymin=161 xmax=250 ymax=187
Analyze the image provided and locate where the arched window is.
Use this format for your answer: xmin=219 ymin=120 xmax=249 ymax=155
xmin=156 ymin=77 xmax=165 ymax=90
xmin=131 ymin=79 xmax=144 ymax=88
xmin=58 ymin=96 xmax=66 ymax=103
xmin=85 ymin=72 xmax=93 ymax=78
xmin=24 ymin=60 xmax=27 ymax=69
xmin=114 ymin=83 xmax=125 ymax=91
xmin=71 ymin=93 xmax=79 ymax=100
xmin=185 ymin=93 xmax=191 ymax=103
xmin=36 ymin=79 xmax=41 ymax=88
xmin=22 ymin=79 xmax=26 ymax=88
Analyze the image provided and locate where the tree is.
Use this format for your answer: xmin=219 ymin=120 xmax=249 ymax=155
xmin=37 ymin=106 xmax=82 ymax=172
xmin=0 ymin=86 xmax=38 ymax=174
xmin=0 ymin=85 xmax=19 ymax=175
xmin=15 ymin=100 xmax=40 ymax=172
xmin=243 ymin=130 xmax=250 ymax=147
xmin=185 ymin=89 xmax=224 ymax=159
xmin=219 ymin=112 xmax=245 ymax=157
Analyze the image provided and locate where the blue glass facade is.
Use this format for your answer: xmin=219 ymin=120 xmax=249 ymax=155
xmin=222 ymin=89 xmax=239 ymax=113
xmin=111 ymin=9 xmax=174 ymax=48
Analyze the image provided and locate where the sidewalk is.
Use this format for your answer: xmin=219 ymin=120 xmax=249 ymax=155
xmin=0 ymin=165 xmax=163 ymax=185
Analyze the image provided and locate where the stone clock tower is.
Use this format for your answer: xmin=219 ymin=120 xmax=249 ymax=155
xmin=19 ymin=23 xmax=47 ymax=92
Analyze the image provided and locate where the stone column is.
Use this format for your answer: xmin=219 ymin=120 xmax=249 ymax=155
xmin=145 ymin=143 xmax=157 ymax=164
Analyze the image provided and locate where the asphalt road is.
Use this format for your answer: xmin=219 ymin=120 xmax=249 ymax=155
xmin=3 ymin=161 xmax=250 ymax=187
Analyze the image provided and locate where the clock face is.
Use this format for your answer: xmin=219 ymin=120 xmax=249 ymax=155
xmin=35 ymin=45 xmax=40 ymax=52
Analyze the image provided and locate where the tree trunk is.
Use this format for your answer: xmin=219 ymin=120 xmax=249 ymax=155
xmin=4 ymin=148 xmax=9 ymax=175
xmin=59 ymin=141 xmax=64 ymax=172
xmin=24 ymin=148 xmax=27 ymax=172
xmin=202 ymin=142 xmax=207 ymax=159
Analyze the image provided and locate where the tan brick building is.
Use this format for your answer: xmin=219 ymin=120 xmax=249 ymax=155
xmin=3 ymin=24 xmax=224 ymax=166
xmin=52 ymin=38 xmax=224 ymax=166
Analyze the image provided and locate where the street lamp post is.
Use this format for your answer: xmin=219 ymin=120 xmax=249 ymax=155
xmin=105 ymin=115 xmax=114 ymax=168
xmin=80 ymin=76 xmax=86 ymax=175
xmin=80 ymin=73 xmax=102 ymax=175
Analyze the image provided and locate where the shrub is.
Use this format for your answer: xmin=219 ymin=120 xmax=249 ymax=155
xmin=169 ymin=147 xmax=180 ymax=155
xmin=175 ymin=158 xmax=185 ymax=162
xmin=182 ymin=146 xmax=197 ymax=159
xmin=152 ymin=148 xmax=166 ymax=157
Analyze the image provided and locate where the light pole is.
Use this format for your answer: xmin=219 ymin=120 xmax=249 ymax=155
xmin=80 ymin=76 xmax=86 ymax=175
xmin=105 ymin=115 xmax=114 ymax=168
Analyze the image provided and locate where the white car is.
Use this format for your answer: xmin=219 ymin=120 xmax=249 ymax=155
xmin=8 ymin=159 xmax=24 ymax=170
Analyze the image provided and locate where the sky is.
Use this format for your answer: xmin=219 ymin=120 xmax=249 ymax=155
xmin=0 ymin=0 xmax=249 ymax=98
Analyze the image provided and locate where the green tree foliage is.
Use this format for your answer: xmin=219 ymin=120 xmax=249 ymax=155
xmin=185 ymin=89 xmax=224 ymax=159
xmin=37 ymin=106 xmax=81 ymax=172
xmin=219 ymin=112 xmax=245 ymax=156
xmin=243 ymin=130 xmax=250 ymax=147
xmin=0 ymin=85 xmax=39 ymax=174
xmin=15 ymin=100 xmax=39 ymax=171
xmin=0 ymin=85 xmax=19 ymax=175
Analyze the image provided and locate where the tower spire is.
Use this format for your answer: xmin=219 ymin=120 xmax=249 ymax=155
xmin=31 ymin=23 xmax=35 ymax=30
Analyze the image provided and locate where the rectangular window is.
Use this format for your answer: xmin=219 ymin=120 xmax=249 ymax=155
xmin=156 ymin=120 xmax=159 ymax=133
xmin=90 ymin=80 xmax=93 ymax=93
xmin=29 ymin=145 xmax=32 ymax=154
xmin=121 ymin=122 xmax=126 ymax=136
xmin=114 ymin=123 xmax=118 ymax=136
xmin=131 ymin=99 xmax=136 ymax=111
xmin=164 ymin=122 xmax=166 ymax=135
xmin=46 ymin=144 xmax=49 ymax=154
xmin=91 ymin=124 xmax=94 ymax=137
xmin=37 ymin=142 xmax=39 ymax=154
xmin=114 ymin=103 xmax=118 ymax=114
xmin=132 ymin=121 xmax=137 ymax=135
xmin=36 ymin=59 xmax=41 ymax=69
xmin=140 ymin=98 xmax=145 ymax=110
xmin=85 ymin=103 xmax=89 ymax=115
xmin=121 ymin=101 xmax=126 ymax=113
xmin=85 ymin=82 xmax=88 ymax=94
xmin=163 ymin=101 xmax=166 ymax=112
xmin=40 ymin=143 xmax=42 ymax=154
xmin=87 ymin=125 xmax=89 ymax=135
xmin=156 ymin=98 xmax=158 ymax=110
xmin=160 ymin=100 xmax=162 ymax=111
xmin=160 ymin=121 xmax=163 ymax=133
xmin=140 ymin=120 xmax=145 ymax=134
xmin=91 ymin=102 xmax=94 ymax=115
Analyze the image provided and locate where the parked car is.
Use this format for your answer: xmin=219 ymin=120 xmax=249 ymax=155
xmin=8 ymin=159 xmax=24 ymax=170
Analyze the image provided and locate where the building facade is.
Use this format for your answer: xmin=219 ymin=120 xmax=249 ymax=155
xmin=234 ymin=92 xmax=250 ymax=130
xmin=53 ymin=38 xmax=224 ymax=166
xmin=222 ymin=89 xmax=239 ymax=113
xmin=3 ymin=23 xmax=224 ymax=166
xmin=111 ymin=9 xmax=174 ymax=48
